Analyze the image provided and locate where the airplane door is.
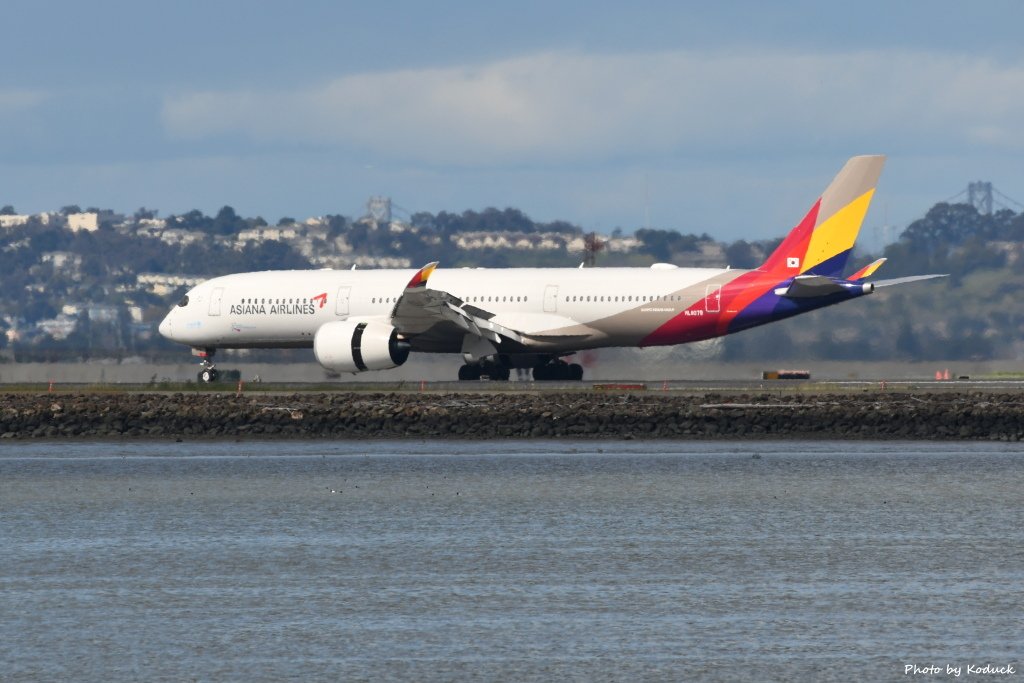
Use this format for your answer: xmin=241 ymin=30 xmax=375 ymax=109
xmin=543 ymin=285 xmax=558 ymax=313
xmin=208 ymin=287 xmax=224 ymax=316
xmin=705 ymin=284 xmax=722 ymax=313
xmin=335 ymin=286 xmax=351 ymax=316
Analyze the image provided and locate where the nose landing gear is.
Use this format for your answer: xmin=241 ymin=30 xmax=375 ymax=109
xmin=193 ymin=348 xmax=219 ymax=383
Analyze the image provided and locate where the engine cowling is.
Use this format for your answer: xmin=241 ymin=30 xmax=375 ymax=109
xmin=313 ymin=320 xmax=410 ymax=374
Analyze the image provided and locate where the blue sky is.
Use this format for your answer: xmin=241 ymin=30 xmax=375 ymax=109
xmin=3 ymin=1 xmax=1024 ymax=245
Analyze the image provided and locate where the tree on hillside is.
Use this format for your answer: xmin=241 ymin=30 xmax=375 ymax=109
xmin=635 ymin=229 xmax=699 ymax=262
xmin=325 ymin=214 xmax=348 ymax=239
xmin=168 ymin=209 xmax=212 ymax=231
xmin=241 ymin=240 xmax=311 ymax=271
xmin=724 ymin=240 xmax=759 ymax=268
xmin=212 ymin=206 xmax=247 ymax=235
xmin=884 ymin=203 xmax=1014 ymax=279
xmin=410 ymin=212 xmax=435 ymax=231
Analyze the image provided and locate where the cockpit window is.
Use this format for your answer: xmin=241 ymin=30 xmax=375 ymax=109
xmin=177 ymin=295 xmax=190 ymax=307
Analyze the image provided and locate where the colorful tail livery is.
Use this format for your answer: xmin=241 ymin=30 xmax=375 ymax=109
xmin=159 ymin=155 xmax=946 ymax=383
xmin=643 ymin=155 xmax=942 ymax=347
xmin=761 ymin=155 xmax=885 ymax=278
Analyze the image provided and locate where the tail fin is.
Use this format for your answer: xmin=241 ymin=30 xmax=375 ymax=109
xmin=760 ymin=155 xmax=885 ymax=278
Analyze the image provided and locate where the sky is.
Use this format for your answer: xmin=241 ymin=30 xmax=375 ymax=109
xmin=3 ymin=0 xmax=1024 ymax=246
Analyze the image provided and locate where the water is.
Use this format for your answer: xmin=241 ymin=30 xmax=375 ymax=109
xmin=1 ymin=441 xmax=1021 ymax=682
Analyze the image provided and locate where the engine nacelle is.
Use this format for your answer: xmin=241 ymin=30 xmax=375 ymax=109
xmin=313 ymin=320 xmax=410 ymax=374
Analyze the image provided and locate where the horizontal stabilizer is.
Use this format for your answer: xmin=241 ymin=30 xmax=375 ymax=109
xmin=870 ymin=274 xmax=948 ymax=288
xmin=774 ymin=275 xmax=848 ymax=298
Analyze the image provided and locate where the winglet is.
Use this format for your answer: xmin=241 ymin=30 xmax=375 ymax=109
xmin=405 ymin=262 xmax=438 ymax=289
xmin=849 ymin=257 xmax=886 ymax=281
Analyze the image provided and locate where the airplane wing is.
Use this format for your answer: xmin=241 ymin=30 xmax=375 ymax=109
xmin=389 ymin=262 xmax=526 ymax=345
xmin=488 ymin=312 xmax=592 ymax=338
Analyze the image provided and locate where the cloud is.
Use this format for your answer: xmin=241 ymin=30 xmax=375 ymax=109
xmin=0 ymin=89 xmax=48 ymax=114
xmin=162 ymin=49 xmax=1024 ymax=165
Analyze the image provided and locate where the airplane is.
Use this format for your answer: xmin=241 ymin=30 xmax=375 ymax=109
xmin=158 ymin=155 xmax=943 ymax=382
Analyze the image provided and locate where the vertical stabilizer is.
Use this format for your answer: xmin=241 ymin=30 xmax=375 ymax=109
xmin=760 ymin=155 xmax=886 ymax=278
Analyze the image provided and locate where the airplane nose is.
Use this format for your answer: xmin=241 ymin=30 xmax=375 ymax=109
xmin=159 ymin=315 xmax=173 ymax=339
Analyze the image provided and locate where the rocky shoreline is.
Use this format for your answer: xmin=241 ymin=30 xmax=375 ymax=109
xmin=1 ymin=391 xmax=1023 ymax=440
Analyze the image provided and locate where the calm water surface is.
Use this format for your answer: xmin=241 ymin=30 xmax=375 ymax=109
xmin=1 ymin=441 xmax=1022 ymax=682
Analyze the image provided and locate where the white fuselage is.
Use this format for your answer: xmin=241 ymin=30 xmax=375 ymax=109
xmin=159 ymin=265 xmax=736 ymax=354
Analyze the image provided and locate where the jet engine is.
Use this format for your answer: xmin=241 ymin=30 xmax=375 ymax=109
xmin=313 ymin=320 xmax=410 ymax=374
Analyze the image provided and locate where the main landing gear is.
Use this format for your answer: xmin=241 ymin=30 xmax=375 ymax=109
xmin=458 ymin=362 xmax=511 ymax=381
xmin=456 ymin=357 xmax=584 ymax=382
xmin=532 ymin=360 xmax=583 ymax=381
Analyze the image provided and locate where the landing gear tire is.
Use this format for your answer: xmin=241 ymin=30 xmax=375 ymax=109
xmin=458 ymin=365 xmax=481 ymax=381
xmin=485 ymin=366 xmax=510 ymax=381
xmin=533 ymin=361 xmax=584 ymax=381
xmin=458 ymin=363 xmax=510 ymax=381
xmin=195 ymin=347 xmax=219 ymax=384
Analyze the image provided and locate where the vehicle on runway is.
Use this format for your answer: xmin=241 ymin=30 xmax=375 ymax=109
xmin=159 ymin=155 xmax=942 ymax=382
